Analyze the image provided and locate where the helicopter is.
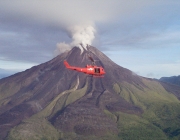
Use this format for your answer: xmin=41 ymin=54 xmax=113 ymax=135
xmin=63 ymin=55 xmax=105 ymax=77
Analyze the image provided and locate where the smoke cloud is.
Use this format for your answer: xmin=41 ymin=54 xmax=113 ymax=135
xmin=55 ymin=24 xmax=96 ymax=54
xmin=0 ymin=0 xmax=180 ymax=74
xmin=0 ymin=1 xmax=116 ymax=55
xmin=70 ymin=25 xmax=96 ymax=50
xmin=55 ymin=42 xmax=71 ymax=55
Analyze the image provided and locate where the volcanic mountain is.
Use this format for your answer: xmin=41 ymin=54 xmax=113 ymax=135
xmin=0 ymin=46 xmax=180 ymax=140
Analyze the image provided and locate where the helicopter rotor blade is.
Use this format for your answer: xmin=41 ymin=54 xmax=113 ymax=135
xmin=89 ymin=56 xmax=95 ymax=62
xmin=87 ymin=53 xmax=99 ymax=66
xmin=87 ymin=53 xmax=95 ymax=62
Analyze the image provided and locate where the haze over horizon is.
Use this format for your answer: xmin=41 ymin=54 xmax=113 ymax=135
xmin=0 ymin=0 xmax=180 ymax=79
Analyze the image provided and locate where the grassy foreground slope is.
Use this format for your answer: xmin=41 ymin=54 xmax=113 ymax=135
xmin=114 ymin=78 xmax=180 ymax=140
xmin=7 ymin=78 xmax=180 ymax=140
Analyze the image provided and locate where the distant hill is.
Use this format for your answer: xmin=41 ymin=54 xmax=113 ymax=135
xmin=1 ymin=46 xmax=180 ymax=140
xmin=159 ymin=75 xmax=180 ymax=87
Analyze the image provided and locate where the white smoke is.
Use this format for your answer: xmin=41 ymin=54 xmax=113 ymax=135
xmin=70 ymin=25 xmax=96 ymax=49
xmin=55 ymin=24 xmax=96 ymax=54
xmin=54 ymin=42 xmax=71 ymax=55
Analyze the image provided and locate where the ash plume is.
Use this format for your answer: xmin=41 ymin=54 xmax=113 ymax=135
xmin=55 ymin=24 xmax=96 ymax=54
xmin=54 ymin=42 xmax=71 ymax=55
xmin=70 ymin=25 xmax=96 ymax=50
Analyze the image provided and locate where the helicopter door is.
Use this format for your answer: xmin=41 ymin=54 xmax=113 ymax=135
xmin=95 ymin=68 xmax=100 ymax=73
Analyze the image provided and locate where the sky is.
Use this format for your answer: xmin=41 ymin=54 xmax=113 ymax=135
xmin=0 ymin=0 xmax=180 ymax=79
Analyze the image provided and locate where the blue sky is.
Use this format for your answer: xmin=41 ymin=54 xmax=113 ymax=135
xmin=0 ymin=0 xmax=180 ymax=79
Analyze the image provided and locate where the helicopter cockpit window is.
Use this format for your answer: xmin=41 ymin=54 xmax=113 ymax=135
xmin=95 ymin=68 xmax=100 ymax=73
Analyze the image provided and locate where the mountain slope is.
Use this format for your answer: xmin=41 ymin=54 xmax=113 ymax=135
xmin=160 ymin=75 xmax=180 ymax=87
xmin=0 ymin=46 xmax=180 ymax=140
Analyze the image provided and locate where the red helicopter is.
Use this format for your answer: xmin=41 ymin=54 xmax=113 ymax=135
xmin=64 ymin=56 xmax=105 ymax=77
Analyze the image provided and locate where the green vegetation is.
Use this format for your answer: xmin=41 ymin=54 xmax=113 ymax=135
xmin=60 ymin=132 xmax=120 ymax=140
xmin=116 ymin=112 xmax=167 ymax=140
xmin=104 ymin=109 xmax=117 ymax=122
xmin=112 ymin=79 xmax=180 ymax=140
xmin=7 ymin=118 xmax=60 ymax=140
xmin=65 ymin=82 xmax=88 ymax=106
xmin=6 ymin=77 xmax=180 ymax=140
xmin=0 ymin=82 xmax=21 ymax=106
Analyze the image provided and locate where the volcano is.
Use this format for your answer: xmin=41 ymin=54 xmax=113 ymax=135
xmin=0 ymin=46 xmax=180 ymax=140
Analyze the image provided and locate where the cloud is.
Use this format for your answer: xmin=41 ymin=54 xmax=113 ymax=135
xmin=0 ymin=68 xmax=16 ymax=79
xmin=146 ymin=73 xmax=155 ymax=78
xmin=0 ymin=59 xmax=37 ymax=71
xmin=1 ymin=1 xmax=121 ymax=56
xmin=0 ymin=1 xmax=165 ymax=42
xmin=0 ymin=0 xmax=180 ymax=78
xmin=0 ymin=1 xmax=119 ymax=28
xmin=126 ymin=63 xmax=180 ymax=79
xmin=0 ymin=1 xmax=148 ymax=22
xmin=55 ymin=42 xmax=71 ymax=55
xmin=176 ymin=60 xmax=180 ymax=63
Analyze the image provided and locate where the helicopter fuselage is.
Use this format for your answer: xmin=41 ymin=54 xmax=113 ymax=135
xmin=64 ymin=60 xmax=105 ymax=76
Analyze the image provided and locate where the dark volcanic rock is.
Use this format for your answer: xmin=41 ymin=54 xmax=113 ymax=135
xmin=51 ymin=74 xmax=142 ymax=136
xmin=53 ymin=103 xmax=118 ymax=136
